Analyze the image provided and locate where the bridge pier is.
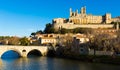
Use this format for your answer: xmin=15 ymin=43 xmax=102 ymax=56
xmin=42 ymin=52 xmax=47 ymax=56
xmin=21 ymin=53 xmax=27 ymax=58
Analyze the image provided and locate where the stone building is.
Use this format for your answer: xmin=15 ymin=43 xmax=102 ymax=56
xmin=72 ymin=34 xmax=89 ymax=54
xmin=69 ymin=6 xmax=111 ymax=24
xmin=52 ymin=6 xmax=115 ymax=30
xmin=112 ymin=17 xmax=120 ymax=22
xmin=29 ymin=34 xmax=57 ymax=46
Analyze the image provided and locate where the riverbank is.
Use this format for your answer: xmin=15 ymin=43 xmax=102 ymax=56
xmin=54 ymin=53 xmax=120 ymax=65
xmin=47 ymin=47 xmax=120 ymax=65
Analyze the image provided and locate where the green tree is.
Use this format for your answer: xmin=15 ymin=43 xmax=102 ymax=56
xmin=31 ymin=32 xmax=36 ymax=37
xmin=36 ymin=30 xmax=43 ymax=34
xmin=44 ymin=23 xmax=55 ymax=33
xmin=19 ymin=37 xmax=30 ymax=46
xmin=74 ymin=28 xmax=93 ymax=34
xmin=49 ymin=27 xmax=55 ymax=33
xmin=60 ymin=28 xmax=68 ymax=34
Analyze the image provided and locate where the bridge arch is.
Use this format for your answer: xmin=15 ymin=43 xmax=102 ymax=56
xmin=0 ymin=46 xmax=48 ymax=58
xmin=27 ymin=49 xmax=42 ymax=57
xmin=0 ymin=49 xmax=22 ymax=58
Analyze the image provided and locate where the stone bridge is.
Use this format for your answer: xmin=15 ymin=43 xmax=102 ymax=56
xmin=0 ymin=45 xmax=48 ymax=58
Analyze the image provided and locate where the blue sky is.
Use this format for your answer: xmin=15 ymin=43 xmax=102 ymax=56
xmin=0 ymin=0 xmax=120 ymax=37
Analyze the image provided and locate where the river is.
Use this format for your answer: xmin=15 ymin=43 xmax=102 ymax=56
xmin=0 ymin=57 xmax=120 ymax=70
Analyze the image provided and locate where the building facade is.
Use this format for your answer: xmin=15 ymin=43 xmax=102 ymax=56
xmin=69 ymin=6 xmax=111 ymax=24
xmin=39 ymin=37 xmax=56 ymax=45
xmin=72 ymin=34 xmax=89 ymax=54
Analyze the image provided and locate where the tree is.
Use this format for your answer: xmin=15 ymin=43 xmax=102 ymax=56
xmin=8 ymin=36 xmax=20 ymax=45
xmin=59 ymin=34 xmax=73 ymax=48
xmin=31 ymin=32 xmax=36 ymax=37
xmin=73 ymin=28 xmax=94 ymax=34
xmin=44 ymin=23 xmax=55 ymax=33
xmin=49 ymin=27 xmax=55 ymax=33
xmin=36 ymin=30 xmax=43 ymax=34
xmin=19 ymin=37 xmax=30 ymax=46
xmin=112 ymin=30 xmax=120 ymax=53
xmin=60 ymin=28 xmax=68 ymax=34
xmin=89 ymin=33 xmax=112 ymax=55
xmin=0 ymin=36 xmax=20 ymax=45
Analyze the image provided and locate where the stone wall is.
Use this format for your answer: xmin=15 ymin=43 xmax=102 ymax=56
xmin=53 ymin=23 xmax=114 ymax=30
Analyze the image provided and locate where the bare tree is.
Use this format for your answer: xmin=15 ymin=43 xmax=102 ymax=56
xmin=89 ymin=33 xmax=113 ymax=55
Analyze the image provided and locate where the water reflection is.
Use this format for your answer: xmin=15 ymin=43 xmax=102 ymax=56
xmin=1 ymin=50 xmax=20 ymax=59
xmin=27 ymin=49 xmax=42 ymax=58
xmin=0 ymin=57 xmax=120 ymax=70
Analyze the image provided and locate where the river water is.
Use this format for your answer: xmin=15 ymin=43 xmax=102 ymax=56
xmin=0 ymin=57 xmax=120 ymax=70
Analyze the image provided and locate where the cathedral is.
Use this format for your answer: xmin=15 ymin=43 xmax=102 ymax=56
xmin=52 ymin=6 xmax=115 ymax=30
xmin=69 ymin=6 xmax=111 ymax=24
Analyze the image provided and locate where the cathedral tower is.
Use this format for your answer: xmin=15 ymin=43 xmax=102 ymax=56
xmin=70 ymin=8 xmax=72 ymax=17
xmin=81 ymin=6 xmax=86 ymax=14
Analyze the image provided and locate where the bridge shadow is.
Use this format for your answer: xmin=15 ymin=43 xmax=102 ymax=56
xmin=27 ymin=49 xmax=42 ymax=58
